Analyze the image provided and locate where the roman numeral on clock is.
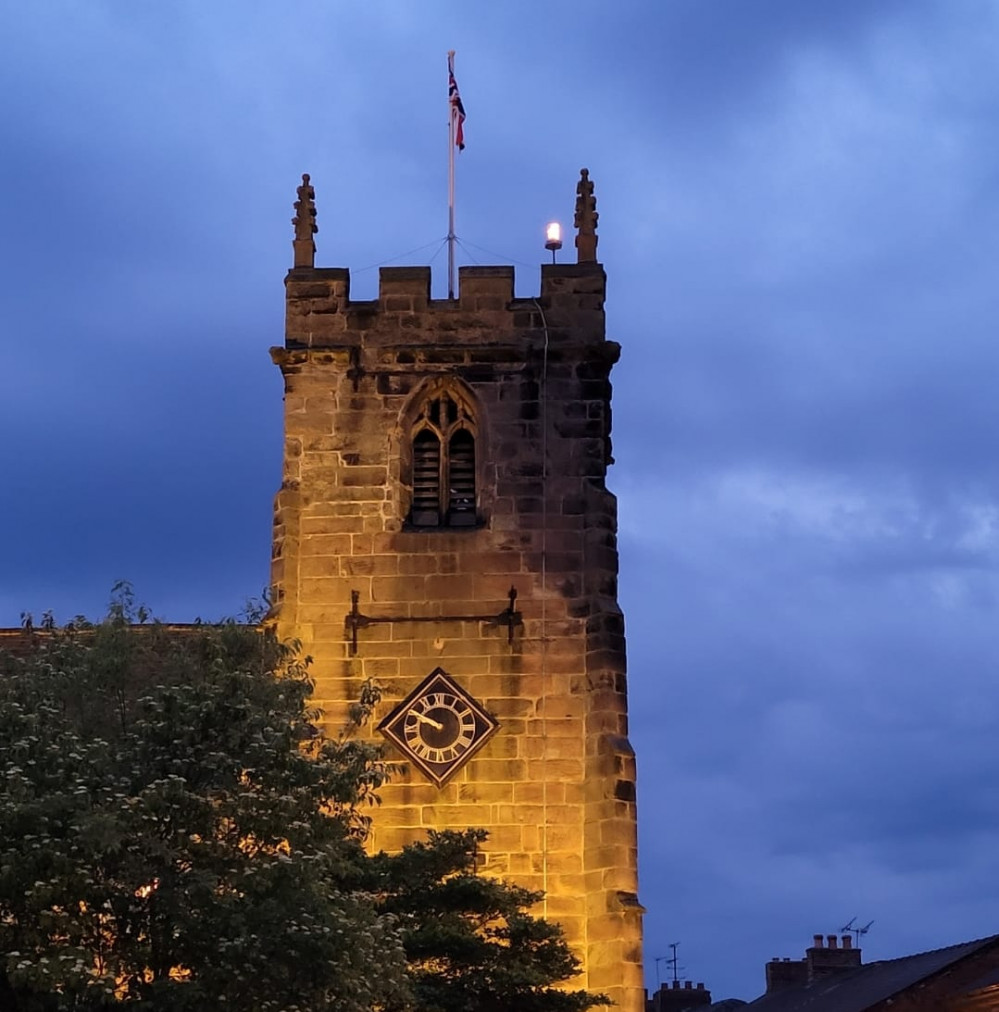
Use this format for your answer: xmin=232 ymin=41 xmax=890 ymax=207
xmin=377 ymin=668 xmax=500 ymax=787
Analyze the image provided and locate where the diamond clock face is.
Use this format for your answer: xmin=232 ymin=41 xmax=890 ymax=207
xmin=378 ymin=668 xmax=499 ymax=787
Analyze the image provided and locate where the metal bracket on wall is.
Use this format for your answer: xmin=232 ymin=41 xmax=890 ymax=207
xmin=345 ymin=586 xmax=522 ymax=656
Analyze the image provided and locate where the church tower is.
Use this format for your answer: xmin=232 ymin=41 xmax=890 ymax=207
xmin=270 ymin=170 xmax=643 ymax=1009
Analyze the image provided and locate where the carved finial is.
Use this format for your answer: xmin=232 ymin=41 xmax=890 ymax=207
xmin=574 ymin=167 xmax=598 ymax=264
xmin=292 ymin=173 xmax=318 ymax=268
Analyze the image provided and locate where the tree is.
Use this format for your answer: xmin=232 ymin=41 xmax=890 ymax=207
xmin=1 ymin=589 xmax=607 ymax=1011
xmin=0 ymin=593 xmax=407 ymax=1011
xmin=369 ymin=830 xmax=608 ymax=1012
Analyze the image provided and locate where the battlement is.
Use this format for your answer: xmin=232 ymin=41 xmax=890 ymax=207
xmin=283 ymin=169 xmax=606 ymax=350
xmin=284 ymin=262 xmax=607 ymax=349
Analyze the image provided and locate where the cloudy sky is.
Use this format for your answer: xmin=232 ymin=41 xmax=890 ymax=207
xmin=3 ymin=0 xmax=999 ymax=1001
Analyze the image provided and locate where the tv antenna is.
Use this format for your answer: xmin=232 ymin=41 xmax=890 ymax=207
xmin=654 ymin=956 xmax=668 ymax=989
xmin=668 ymin=942 xmax=684 ymax=983
xmin=840 ymin=917 xmax=874 ymax=946
xmin=653 ymin=943 xmax=685 ymax=989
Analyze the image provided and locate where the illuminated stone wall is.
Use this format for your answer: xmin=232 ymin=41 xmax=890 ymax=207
xmin=270 ymin=257 xmax=643 ymax=1010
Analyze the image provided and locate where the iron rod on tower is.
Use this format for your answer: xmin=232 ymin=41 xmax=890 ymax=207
xmin=446 ymin=50 xmax=465 ymax=300
xmin=447 ymin=75 xmax=455 ymax=298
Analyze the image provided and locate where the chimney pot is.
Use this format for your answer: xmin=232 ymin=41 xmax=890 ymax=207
xmin=842 ymin=935 xmax=852 ymax=949
xmin=813 ymin=935 xmax=824 ymax=948
xmin=684 ymin=981 xmax=692 ymax=989
xmin=672 ymin=981 xmax=679 ymax=990
xmin=697 ymin=983 xmax=704 ymax=989
xmin=828 ymin=935 xmax=838 ymax=949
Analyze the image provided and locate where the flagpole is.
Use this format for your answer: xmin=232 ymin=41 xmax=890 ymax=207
xmin=447 ymin=49 xmax=456 ymax=300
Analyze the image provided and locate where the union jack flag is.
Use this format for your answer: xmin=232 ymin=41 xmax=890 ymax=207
xmin=448 ymin=53 xmax=466 ymax=150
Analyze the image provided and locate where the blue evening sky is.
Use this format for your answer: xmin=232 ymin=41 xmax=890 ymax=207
xmin=3 ymin=1 xmax=999 ymax=1000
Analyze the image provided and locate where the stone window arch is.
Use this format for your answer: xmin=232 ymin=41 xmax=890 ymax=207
xmin=407 ymin=384 xmax=478 ymax=527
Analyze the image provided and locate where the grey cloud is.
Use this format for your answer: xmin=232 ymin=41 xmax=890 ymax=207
xmin=4 ymin=1 xmax=999 ymax=1003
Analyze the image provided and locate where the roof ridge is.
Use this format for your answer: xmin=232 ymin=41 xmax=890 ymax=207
xmin=867 ymin=934 xmax=999 ymax=967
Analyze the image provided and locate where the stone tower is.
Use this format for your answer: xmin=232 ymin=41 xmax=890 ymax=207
xmin=270 ymin=170 xmax=643 ymax=1009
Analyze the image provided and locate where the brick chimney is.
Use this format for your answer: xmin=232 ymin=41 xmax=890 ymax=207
xmin=765 ymin=956 xmax=808 ymax=994
xmin=765 ymin=934 xmax=862 ymax=994
xmin=806 ymin=933 xmax=862 ymax=983
xmin=647 ymin=980 xmax=712 ymax=1011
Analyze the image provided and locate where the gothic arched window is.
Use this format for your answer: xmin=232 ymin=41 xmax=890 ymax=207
xmin=409 ymin=391 xmax=477 ymax=527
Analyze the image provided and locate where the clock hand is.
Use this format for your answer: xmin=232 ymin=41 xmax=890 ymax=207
xmin=408 ymin=709 xmax=444 ymax=731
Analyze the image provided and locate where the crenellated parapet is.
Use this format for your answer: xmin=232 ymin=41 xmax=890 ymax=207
xmin=284 ymin=168 xmax=606 ymax=348
xmin=283 ymin=263 xmax=607 ymax=349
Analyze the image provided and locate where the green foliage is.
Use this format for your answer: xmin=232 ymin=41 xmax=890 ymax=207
xmin=0 ymin=592 xmax=405 ymax=1011
xmin=368 ymin=830 xmax=608 ymax=1012
xmin=1 ymin=588 xmax=607 ymax=1012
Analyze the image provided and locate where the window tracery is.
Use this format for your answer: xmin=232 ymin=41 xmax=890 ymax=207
xmin=409 ymin=390 xmax=477 ymax=527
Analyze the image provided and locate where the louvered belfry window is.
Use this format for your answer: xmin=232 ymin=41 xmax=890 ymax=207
xmin=447 ymin=429 xmax=476 ymax=525
xmin=410 ymin=392 xmax=476 ymax=527
xmin=411 ymin=430 xmax=442 ymax=526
